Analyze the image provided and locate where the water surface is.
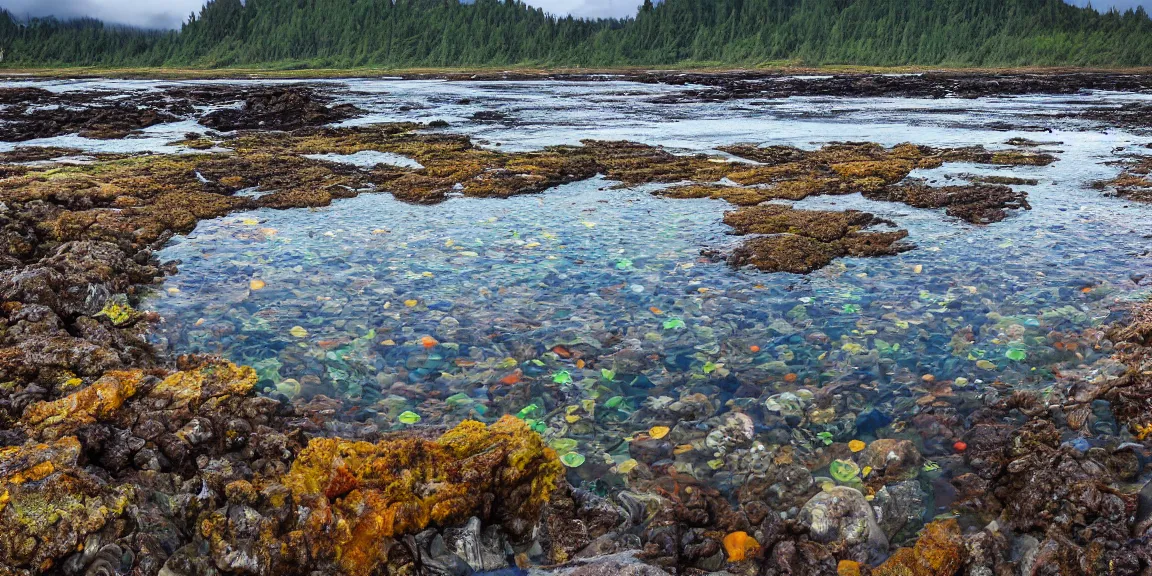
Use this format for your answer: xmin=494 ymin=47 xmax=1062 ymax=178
xmin=43 ymin=77 xmax=1148 ymax=495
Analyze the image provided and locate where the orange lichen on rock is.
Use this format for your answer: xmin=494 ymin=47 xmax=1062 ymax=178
xmin=722 ymin=530 xmax=760 ymax=562
xmin=872 ymin=520 xmax=966 ymax=576
xmin=276 ymin=415 xmax=561 ymax=576
xmin=837 ymin=559 xmax=863 ymax=576
xmin=0 ymin=437 xmax=133 ymax=572
xmin=21 ymin=370 xmax=142 ymax=439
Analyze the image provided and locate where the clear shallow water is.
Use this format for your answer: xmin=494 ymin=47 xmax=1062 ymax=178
xmin=12 ymin=76 xmax=1147 ymax=491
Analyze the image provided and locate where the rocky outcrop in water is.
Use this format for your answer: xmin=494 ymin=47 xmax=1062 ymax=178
xmin=199 ymin=87 xmax=363 ymax=131
xmin=0 ymin=85 xmax=363 ymax=142
xmin=637 ymin=71 xmax=1152 ymax=103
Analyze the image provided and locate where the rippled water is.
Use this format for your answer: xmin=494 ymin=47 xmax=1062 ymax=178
xmin=28 ymin=77 xmax=1142 ymax=495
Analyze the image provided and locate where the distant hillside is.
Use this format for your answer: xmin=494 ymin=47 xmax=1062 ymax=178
xmin=1 ymin=0 xmax=1151 ymax=68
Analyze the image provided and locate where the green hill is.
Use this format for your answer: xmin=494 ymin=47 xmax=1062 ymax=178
xmin=2 ymin=0 xmax=1151 ymax=68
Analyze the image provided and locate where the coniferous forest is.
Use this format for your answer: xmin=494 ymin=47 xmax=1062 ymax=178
xmin=1 ymin=0 xmax=1151 ymax=68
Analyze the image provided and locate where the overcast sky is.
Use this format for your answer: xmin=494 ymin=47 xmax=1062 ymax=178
xmin=0 ymin=0 xmax=1148 ymax=29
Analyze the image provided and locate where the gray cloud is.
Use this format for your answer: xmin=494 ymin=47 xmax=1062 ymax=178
xmin=522 ymin=0 xmax=645 ymax=19
xmin=0 ymin=0 xmax=206 ymax=28
xmin=1 ymin=0 xmax=1149 ymax=29
xmin=1066 ymin=0 xmax=1150 ymax=10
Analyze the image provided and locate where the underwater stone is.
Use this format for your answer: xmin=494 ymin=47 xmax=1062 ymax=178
xmin=872 ymin=480 xmax=927 ymax=543
xmin=859 ymin=439 xmax=923 ymax=484
xmin=797 ymin=486 xmax=889 ymax=564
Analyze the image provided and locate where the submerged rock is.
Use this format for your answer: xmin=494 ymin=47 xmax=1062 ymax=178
xmin=444 ymin=516 xmax=509 ymax=571
xmin=859 ymin=439 xmax=923 ymax=485
xmin=797 ymin=486 xmax=889 ymax=563
xmin=872 ymin=480 xmax=927 ymax=543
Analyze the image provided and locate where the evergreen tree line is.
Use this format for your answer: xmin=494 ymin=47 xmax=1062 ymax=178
xmin=1 ymin=0 xmax=1151 ymax=68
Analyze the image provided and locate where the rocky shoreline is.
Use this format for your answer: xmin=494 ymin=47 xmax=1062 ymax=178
xmin=0 ymin=80 xmax=1148 ymax=575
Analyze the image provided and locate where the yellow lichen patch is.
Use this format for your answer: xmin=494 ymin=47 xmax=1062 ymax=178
xmin=722 ymin=530 xmax=760 ymax=562
xmin=21 ymin=370 xmax=141 ymax=439
xmin=872 ymin=519 xmax=966 ymax=576
xmin=277 ymin=415 xmax=561 ymax=576
xmin=0 ymin=437 xmax=134 ymax=572
xmin=149 ymin=360 xmax=257 ymax=411
xmin=9 ymin=461 xmax=54 ymax=485
xmin=95 ymin=297 xmax=137 ymax=326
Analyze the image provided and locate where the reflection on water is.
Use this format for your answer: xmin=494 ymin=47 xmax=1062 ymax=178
xmin=139 ymin=80 xmax=1152 ymax=504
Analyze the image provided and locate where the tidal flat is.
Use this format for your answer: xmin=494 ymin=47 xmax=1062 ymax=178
xmin=0 ymin=74 xmax=1151 ymax=575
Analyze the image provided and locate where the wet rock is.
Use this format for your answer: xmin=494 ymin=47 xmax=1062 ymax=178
xmin=21 ymin=370 xmax=142 ymax=440
xmin=0 ymin=100 xmax=176 ymax=142
xmin=796 ymin=486 xmax=889 ymax=563
xmin=728 ymin=230 xmax=912 ymax=274
xmin=859 ymin=439 xmax=923 ymax=484
xmin=629 ymin=437 xmax=673 ymax=464
xmin=872 ymin=480 xmax=927 ymax=543
xmin=542 ymin=484 xmax=629 ymax=564
xmin=199 ymin=88 xmax=362 ymax=131
xmin=737 ymin=463 xmax=814 ymax=510
xmin=615 ymin=491 xmax=665 ymax=526
xmin=572 ymin=488 xmax=628 ymax=539
xmin=705 ymin=411 xmax=755 ymax=453
xmin=724 ymin=203 xmax=902 ymax=243
xmin=1078 ymin=102 xmax=1152 ymax=130
xmin=470 ymin=110 xmax=510 ymax=123
xmin=762 ymin=539 xmax=838 ymax=575
xmin=1137 ymin=477 xmax=1152 ymax=536
xmin=863 ymin=181 xmax=1031 ymax=224
xmin=444 ymin=516 xmax=508 ymax=571
xmin=643 ymin=71 xmax=1152 ymax=104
